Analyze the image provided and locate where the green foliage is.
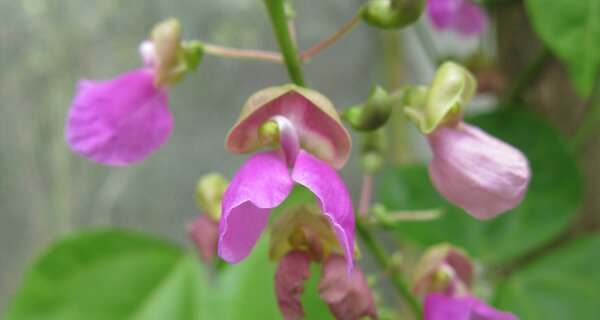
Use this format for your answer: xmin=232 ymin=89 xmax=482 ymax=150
xmin=379 ymin=109 xmax=582 ymax=262
xmin=525 ymin=0 xmax=600 ymax=97
xmin=5 ymin=229 xmax=209 ymax=320
xmin=494 ymin=235 xmax=600 ymax=319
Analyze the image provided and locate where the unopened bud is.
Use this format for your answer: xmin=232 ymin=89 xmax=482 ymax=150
xmin=362 ymin=0 xmax=425 ymax=29
xmin=195 ymin=172 xmax=229 ymax=220
xmin=344 ymin=86 xmax=392 ymax=132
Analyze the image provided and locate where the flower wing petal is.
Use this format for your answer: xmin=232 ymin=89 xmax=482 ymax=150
xmin=291 ymin=150 xmax=355 ymax=274
xmin=218 ymin=151 xmax=294 ymax=263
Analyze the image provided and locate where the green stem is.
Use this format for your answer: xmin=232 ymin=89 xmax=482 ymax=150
xmin=264 ymin=0 xmax=306 ymax=86
xmin=507 ymin=46 xmax=551 ymax=104
xmin=356 ymin=218 xmax=422 ymax=319
xmin=570 ymin=70 xmax=600 ymax=152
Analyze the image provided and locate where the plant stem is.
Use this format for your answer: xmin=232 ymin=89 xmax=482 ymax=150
xmin=264 ymin=0 xmax=306 ymax=86
xmin=413 ymin=22 xmax=441 ymax=66
xmin=356 ymin=218 xmax=422 ymax=319
xmin=299 ymin=14 xmax=361 ymax=61
xmin=507 ymin=46 xmax=551 ymax=104
xmin=202 ymin=43 xmax=283 ymax=63
xmin=359 ymin=174 xmax=373 ymax=216
xmin=570 ymin=70 xmax=600 ymax=152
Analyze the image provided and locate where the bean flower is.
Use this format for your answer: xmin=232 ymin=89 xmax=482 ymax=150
xmin=414 ymin=244 xmax=518 ymax=320
xmin=404 ymin=62 xmax=531 ymax=219
xmin=65 ymin=19 xmax=199 ymax=166
xmin=218 ymin=85 xmax=356 ymax=273
xmin=426 ymin=0 xmax=487 ymax=36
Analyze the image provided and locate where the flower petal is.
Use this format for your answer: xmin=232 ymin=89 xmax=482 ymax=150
xmin=413 ymin=244 xmax=473 ymax=297
xmin=454 ymin=1 xmax=487 ymax=36
xmin=274 ymin=251 xmax=312 ymax=320
xmin=318 ymin=254 xmax=377 ymax=320
xmin=187 ymin=214 xmax=220 ymax=263
xmin=65 ymin=69 xmax=172 ymax=166
xmin=427 ymin=0 xmax=462 ymax=30
xmin=218 ymin=151 xmax=294 ymax=263
xmin=424 ymin=293 xmax=518 ymax=320
xmin=227 ymin=85 xmax=351 ymax=169
xmin=291 ymin=150 xmax=355 ymax=274
xmin=428 ymin=123 xmax=531 ymax=219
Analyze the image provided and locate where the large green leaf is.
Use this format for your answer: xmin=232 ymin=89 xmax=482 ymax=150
xmin=379 ymin=110 xmax=582 ymax=262
xmin=494 ymin=235 xmax=600 ymax=319
xmin=525 ymin=0 xmax=600 ymax=97
xmin=5 ymin=229 xmax=209 ymax=320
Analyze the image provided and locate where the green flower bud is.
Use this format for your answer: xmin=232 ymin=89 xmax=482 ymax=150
xmin=404 ymin=62 xmax=477 ymax=134
xmin=195 ymin=172 xmax=229 ymax=221
xmin=360 ymin=128 xmax=387 ymax=173
xmin=362 ymin=0 xmax=425 ymax=29
xmin=344 ymin=86 xmax=392 ymax=132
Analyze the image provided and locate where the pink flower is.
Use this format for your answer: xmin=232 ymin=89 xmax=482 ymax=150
xmin=65 ymin=20 xmax=186 ymax=166
xmin=426 ymin=0 xmax=487 ymax=36
xmin=274 ymin=251 xmax=376 ymax=320
xmin=424 ymin=293 xmax=518 ymax=320
xmin=65 ymin=67 xmax=173 ymax=166
xmin=427 ymin=123 xmax=530 ymax=219
xmin=218 ymin=86 xmax=355 ymax=273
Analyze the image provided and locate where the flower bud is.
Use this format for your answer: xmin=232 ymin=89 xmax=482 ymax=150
xmin=360 ymin=129 xmax=387 ymax=174
xmin=412 ymin=244 xmax=473 ymax=297
xmin=187 ymin=214 xmax=220 ymax=263
xmin=343 ymin=86 xmax=392 ymax=132
xmin=404 ymin=62 xmax=477 ymax=134
xmin=362 ymin=0 xmax=426 ymax=29
xmin=195 ymin=172 xmax=229 ymax=221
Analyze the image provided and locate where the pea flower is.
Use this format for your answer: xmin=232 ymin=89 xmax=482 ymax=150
xmin=218 ymin=85 xmax=356 ymax=274
xmin=414 ymin=244 xmax=518 ymax=320
xmin=65 ymin=19 xmax=199 ymax=166
xmin=188 ymin=173 xmax=229 ymax=263
xmin=404 ymin=62 xmax=530 ymax=219
xmin=272 ymin=205 xmax=376 ymax=320
xmin=426 ymin=0 xmax=487 ymax=36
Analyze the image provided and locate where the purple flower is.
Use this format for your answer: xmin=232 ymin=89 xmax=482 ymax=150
xmin=413 ymin=244 xmax=473 ymax=297
xmin=274 ymin=251 xmax=376 ymax=320
xmin=424 ymin=293 xmax=518 ymax=320
xmin=218 ymin=86 xmax=355 ymax=273
xmin=65 ymin=20 xmax=186 ymax=166
xmin=426 ymin=0 xmax=487 ymax=36
xmin=65 ymin=68 xmax=173 ymax=166
xmin=427 ymin=123 xmax=530 ymax=219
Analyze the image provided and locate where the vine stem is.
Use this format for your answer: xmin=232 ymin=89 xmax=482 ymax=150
xmin=507 ymin=46 xmax=551 ymax=104
xmin=299 ymin=14 xmax=361 ymax=62
xmin=356 ymin=218 xmax=422 ymax=319
xmin=264 ymin=0 xmax=306 ymax=86
xmin=570 ymin=70 xmax=600 ymax=152
xmin=359 ymin=174 xmax=373 ymax=216
xmin=202 ymin=43 xmax=283 ymax=63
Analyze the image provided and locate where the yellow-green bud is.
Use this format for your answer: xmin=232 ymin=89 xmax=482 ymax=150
xmin=362 ymin=0 xmax=425 ymax=29
xmin=195 ymin=172 xmax=229 ymax=221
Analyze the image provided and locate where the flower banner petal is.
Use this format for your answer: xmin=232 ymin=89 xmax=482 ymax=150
xmin=219 ymin=151 xmax=294 ymax=263
xmin=291 ymin=150 xmax=355 ymax=274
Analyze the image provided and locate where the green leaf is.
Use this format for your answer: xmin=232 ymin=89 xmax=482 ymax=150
xmin=494 ymin=235 xmax=600 ymax=319
xmin=524 ymin=0 xmax=600 ymax=97
xmin=5 ymin=229 xmax=209 ymax=320
xmin=379 ymin=109 xmax=582 ymax=262
xmin=216 ymin=236 xmax=283 ymax=320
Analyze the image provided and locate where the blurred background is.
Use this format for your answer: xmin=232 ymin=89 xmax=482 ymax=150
xmin=1 ymin=0 xmax=598 ymax=316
